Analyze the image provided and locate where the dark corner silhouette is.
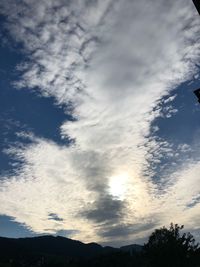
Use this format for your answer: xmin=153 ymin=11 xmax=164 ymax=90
xmin=192 ymin=0 xmax=200 ymax=15
xmin=194 ymin=88 xmax=200 ymax=103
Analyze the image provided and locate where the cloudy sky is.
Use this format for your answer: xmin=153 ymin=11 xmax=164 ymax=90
xmin=1 ymin=0 xmax=200 ymax=247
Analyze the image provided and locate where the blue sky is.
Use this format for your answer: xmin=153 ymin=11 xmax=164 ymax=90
xmin=0 ymin=0 xmax=200 ymax=247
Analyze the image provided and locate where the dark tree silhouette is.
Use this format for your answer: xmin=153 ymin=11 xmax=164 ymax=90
xmin=143 ymin=223 xmax=199 ymax=267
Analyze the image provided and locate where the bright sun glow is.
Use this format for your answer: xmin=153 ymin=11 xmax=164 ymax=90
xmin=108 ymin=173 xmax=130 ymax=200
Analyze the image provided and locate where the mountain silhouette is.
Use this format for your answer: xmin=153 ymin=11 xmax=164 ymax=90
xmin=0 ymin=235 xmax=119 ymax=259
xmin=0 ymin=235 xmax=145 ymax=267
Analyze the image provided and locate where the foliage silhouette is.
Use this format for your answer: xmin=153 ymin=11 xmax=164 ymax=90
xmin=143 ymin=223 xmax=200 ymax=267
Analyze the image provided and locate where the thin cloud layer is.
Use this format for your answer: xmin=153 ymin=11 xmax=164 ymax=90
xmin=0 ymin=0 xmax=200 ymax=245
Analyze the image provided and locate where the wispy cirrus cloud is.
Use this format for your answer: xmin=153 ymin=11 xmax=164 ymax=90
xmin=0 ymin=0 xmax=200 ymax=246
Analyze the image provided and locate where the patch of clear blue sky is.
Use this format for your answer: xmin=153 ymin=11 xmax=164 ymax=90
xmin=152 ymin=78 xmax=200 ymax=144
xmin=148 ymin=77 xmax=200 ymax=184
xmin=0 ymin=215 xmax=78 ymax=238
xmin=0 ymin=39 xmax=73 ymax=174
xmin=0 ymin=215 xmax=37 ymax=238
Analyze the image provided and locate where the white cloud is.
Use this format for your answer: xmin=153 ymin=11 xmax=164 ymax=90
xmin=0 ymin=138 xmax=100 ymax=242
xmin=0 ymin=0 xmax=200 ymax=245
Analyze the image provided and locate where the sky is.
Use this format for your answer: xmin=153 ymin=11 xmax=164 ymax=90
xmin=1 ymin=0 xmax=200 ymax=247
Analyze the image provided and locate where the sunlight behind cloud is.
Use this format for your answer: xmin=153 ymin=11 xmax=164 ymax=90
xmin=108 ymin=172 xmax=129 ymax=200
